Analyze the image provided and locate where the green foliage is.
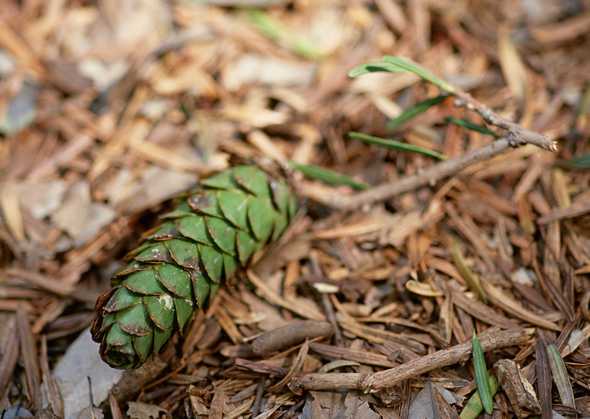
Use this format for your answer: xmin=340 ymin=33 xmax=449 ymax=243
xmin=290 ymin=162 xmax=368 ymax=190
xmin=92 ymin=166 xmax=297 ymax=369
xmin=558 ymin=153 xmax=590 ymax=170
xmin=471 ymin=334 xmax=494 ymax=415
xmin=348 ymin=132 xmax=446 ymax=160
xmin=445 ymin=117 xmax=498 ymax=137
xmin=246 ymin=9 xmax=323 ymax=60
xmin=387 ymin=95 xmax=448 ymax=130
xmin=349 ymin=56 xmax=456 ymax=93
xmin=459 ymin=374 xmax=499 ymax=419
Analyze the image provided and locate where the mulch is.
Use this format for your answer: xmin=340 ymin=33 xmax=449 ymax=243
xmin=0 ymin=0 xmax=589 ymax=418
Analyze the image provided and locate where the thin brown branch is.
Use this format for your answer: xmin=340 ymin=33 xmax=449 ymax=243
xmin=452 ymin=92 xmax=559 ymax=152
xmin=301 ymin=137 xmax=520 ymax=210
xmin=365 ymin=327 xmax=532 ymax=391
xmin=289 ymin=328 xmax=532 ymax=393
xmin=251 ymin=321 xmax=333 ymax=356
xmin=301 ymin=83 xmax=558 ymax=211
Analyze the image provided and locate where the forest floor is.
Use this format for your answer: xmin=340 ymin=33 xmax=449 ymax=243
xmin=1 ymin=0 xmax=589 ymax=418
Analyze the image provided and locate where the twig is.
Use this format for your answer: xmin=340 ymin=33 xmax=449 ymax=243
xmin=251 ymin=321 xmax=333 ymax=356
xmin=453 ymin=92 xmax=558 ymax=151
xmin=289 ymin=373 xmax=366 ymax=394
xmin=537 ymin=199 xmax=590 ymax=224
xmin=365 ymin=327 xmax=532 ymax=391
xmin=289 ymin=328 xmax=531 ymax=393
xmin=301 ymin=137 xmax=527 ymax=210
xmin=301 ymin=87 xmax=558 ymax=211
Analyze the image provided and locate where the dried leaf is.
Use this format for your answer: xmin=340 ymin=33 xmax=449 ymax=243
xmin=52 ymin=182 xmax=116 ymax=246
xmin=498 ymin=28 xmax=528 ymax=101
xmin=483 ymin=282 xmax=560 ymax=331
xmin=0 ymin=182 xmax=25 ymax=241
xmin=546 ymin=344 xmax=575 ymax=409
xmin=343 ymin=392 xmax=380 ymax=419
xmin=53 ymin=330 xmax=123 ymax=419
xmin=405 ymin=280 xmax=443 ymax=297
xmin=495 ymin=359 xmax=541 ymax=417
xmin=450 ymin=239 xmax=487 ymax=303
xmin=127 ymin=402 xmax=168 ymax=419
xmin=18 ymin=181 xmax=67 ymax=219
xmin=0 ymin=81 xmax=38 ymax=135
xmin=223 ymin=55 xmax=315 ymax=90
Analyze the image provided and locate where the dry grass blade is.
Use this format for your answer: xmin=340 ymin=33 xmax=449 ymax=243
xmin=482 ymin=282 xmax=560 ymax=331
xmin=268 ymin=340 xmax=308 ymax=392
xmin=17 ymin=305 xmax=40 ymax=409
xmin=546 ymin=344 xmax=576 ymax=409
xmin=40 ymin=337 xmax=64 ymax=418
xmin=451 ymin=289 xmax=517 ymax=329
xmin=498 ymin=27 xmax=528 ymax=102
xmin=450 ymin=239 xmax=487 ymax=303
xmin=0 ymin=317 xmax=19 ymax=399
xmin=535 ymin=339 xmax=553 ymax=419
xmin=246 ymin=270 xmax=325 ymax=321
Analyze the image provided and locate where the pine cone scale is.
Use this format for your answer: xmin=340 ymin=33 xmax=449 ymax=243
xmin=92 ymin=165 xmax=296 ymax=369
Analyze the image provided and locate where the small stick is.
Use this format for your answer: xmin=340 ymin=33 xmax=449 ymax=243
xmin=251 ymin=320 xmax=334 ymax=356
xmin=364 ymin=328 xmax=532 ymax=391
xmin=320 ymin=293 xmax=343 ymax=345
xmin=289 ymin=328 xmax=531 ymax=392
xmin=302 ymin=137 xmax=524 ymax=210
xmin=289 ymin=373 xmax=366 ymax=394
xmin=300 ymin=84 xmax=558 ymax=211
xmin=452 ymin=92 xmax=558 ymax=152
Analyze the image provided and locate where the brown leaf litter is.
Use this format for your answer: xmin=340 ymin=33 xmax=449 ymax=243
xmin=1 ymin=0 xmax=590 ymax=418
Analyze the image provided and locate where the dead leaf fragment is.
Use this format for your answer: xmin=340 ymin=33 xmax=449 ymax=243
xmin=127 ymin=402 xmax=168 ymax=419
xmin=405 ymin=280 xmax=442 ymax=297
xmin=495 ymin=359 xmax=541 ymax=417
xmin=223 ymin=55 xmax=315 ymax=91
xmin=53 ymin=329 xmax=123 ymax=419
xmin=18 ymin=180 xmax=67 ymax=219
xmin=52 ymin=181 xmax=116 ymax=246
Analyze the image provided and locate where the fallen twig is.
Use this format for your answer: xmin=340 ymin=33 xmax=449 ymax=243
xmin=289 ymin=328 xmax=532 ymax=393
xmin=302 ymin=137 xmax=549 ymax=210
xmin=452 ymin=91 xmax=558 ymax=151
xmin=300 ymin=75 xmax=558 ymax=211
xmin=251 ymin=321 xmax=333 ymax=356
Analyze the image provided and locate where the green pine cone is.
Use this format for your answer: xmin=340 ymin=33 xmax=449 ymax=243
xmin=91 ymin=165 xmax=297 ymax=369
